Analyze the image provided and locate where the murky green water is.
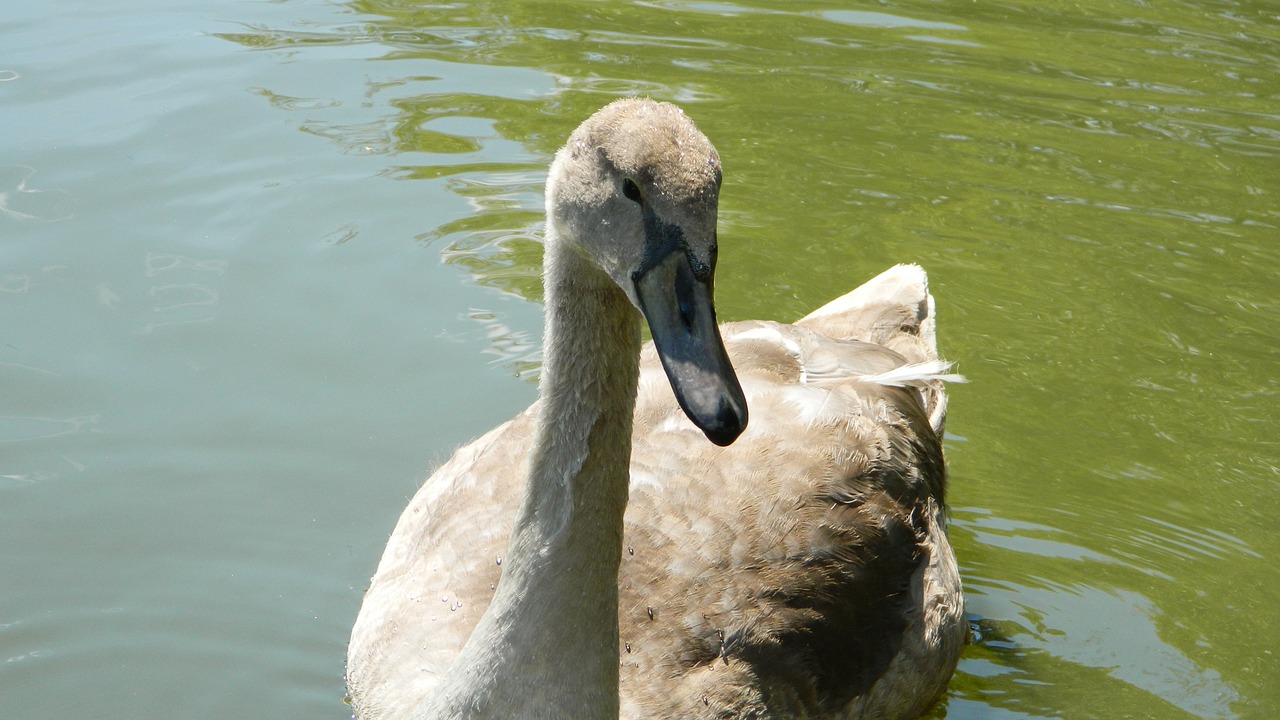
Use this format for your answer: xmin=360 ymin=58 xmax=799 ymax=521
xmin=3 ymin=1 xmax=1276 ymax=718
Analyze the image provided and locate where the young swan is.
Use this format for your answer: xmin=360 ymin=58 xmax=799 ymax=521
xmin=347 ymin=98 xmax=966 ymax=720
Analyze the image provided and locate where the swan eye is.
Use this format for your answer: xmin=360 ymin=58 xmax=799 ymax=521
xmin=622 ymin=178 xmax=643 ymax=203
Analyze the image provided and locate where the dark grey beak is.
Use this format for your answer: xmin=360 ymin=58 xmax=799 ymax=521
xmin=633 ymin=248 xmax=748 ymax=447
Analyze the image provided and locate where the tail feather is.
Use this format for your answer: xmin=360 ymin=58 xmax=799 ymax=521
xmin=857 ymin=360 xmax=967 ymax=388
xmin=798 ymin=265 xmax=958 ymax=435
xmin=797 ymin=264 xmax=937 ymax=363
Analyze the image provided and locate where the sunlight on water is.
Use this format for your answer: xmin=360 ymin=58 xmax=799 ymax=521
xmin=2 ymin=0 xmax=1276 ymax=718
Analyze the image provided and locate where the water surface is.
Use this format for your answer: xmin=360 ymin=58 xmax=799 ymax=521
xmin=3 ymin=1 xmax=1277 ymax=718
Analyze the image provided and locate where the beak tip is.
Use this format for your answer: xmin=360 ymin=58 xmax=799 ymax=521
xmin=704 ymin=426 xmax=743 ymax=447
xmin=700 ymin=402 xmax=748 ymax=447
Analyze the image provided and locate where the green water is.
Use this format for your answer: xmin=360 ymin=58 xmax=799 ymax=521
xmin=3 ymin=1 xmax=1276 ymax=718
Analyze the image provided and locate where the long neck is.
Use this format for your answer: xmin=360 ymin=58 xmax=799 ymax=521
xmin=419 ymin=237 xmax=640 ymax=720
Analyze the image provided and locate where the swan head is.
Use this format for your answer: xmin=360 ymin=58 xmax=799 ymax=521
xmin=547 ymin=98 xmax=747 ymax=446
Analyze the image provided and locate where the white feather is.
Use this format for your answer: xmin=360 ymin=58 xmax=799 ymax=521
xmin=856 ymin=360 xmax=968 ymax=387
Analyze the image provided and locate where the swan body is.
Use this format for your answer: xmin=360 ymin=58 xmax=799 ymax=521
xmin=347 ymin=98 xmax=965 ymax=720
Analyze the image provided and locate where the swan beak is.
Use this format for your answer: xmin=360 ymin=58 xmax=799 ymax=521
xmin=634 ymin=248 xmax=748 ymax=447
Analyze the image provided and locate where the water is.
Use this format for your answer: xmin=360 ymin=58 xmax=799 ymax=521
xmin=2 ymin=0 xmax=1276 ymax=718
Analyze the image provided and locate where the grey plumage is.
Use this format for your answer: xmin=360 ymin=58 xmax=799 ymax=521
xmin=347 ymin=98 xmax=965 ymax=720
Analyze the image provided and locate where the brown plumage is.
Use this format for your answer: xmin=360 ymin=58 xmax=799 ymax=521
xmin=347 ymin=98 xmax=966 ymax=720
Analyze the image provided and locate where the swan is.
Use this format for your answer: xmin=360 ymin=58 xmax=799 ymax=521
xmin=346 ymin=97 xmax=966 ymax=720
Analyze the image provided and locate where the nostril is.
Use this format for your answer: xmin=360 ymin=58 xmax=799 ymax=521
xmin=679 ymin=297 xmax=696 ymax=331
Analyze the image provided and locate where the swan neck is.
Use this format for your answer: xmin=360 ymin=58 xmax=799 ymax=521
xmin=524 ymin=242 xmax=641 ymax=548
xmin=422 ymin=237 xmax=640 ymax=720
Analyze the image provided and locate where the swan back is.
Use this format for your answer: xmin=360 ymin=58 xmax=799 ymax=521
xmin=618 ymin=263 xmax=964 ymax=718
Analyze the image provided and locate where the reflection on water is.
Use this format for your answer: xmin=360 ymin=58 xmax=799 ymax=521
xmin=975 ymin=582 xmax=1239 ymax=719
xmin=0 ymin=166 xmax=75 ymax=223
xmin=464 ymin=308 xmax=542 ymax=381
xmin=3 ymin=0 xmax=1277 ymax=718
xmin=957 ymin=508 xmax=1244 ymax=718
